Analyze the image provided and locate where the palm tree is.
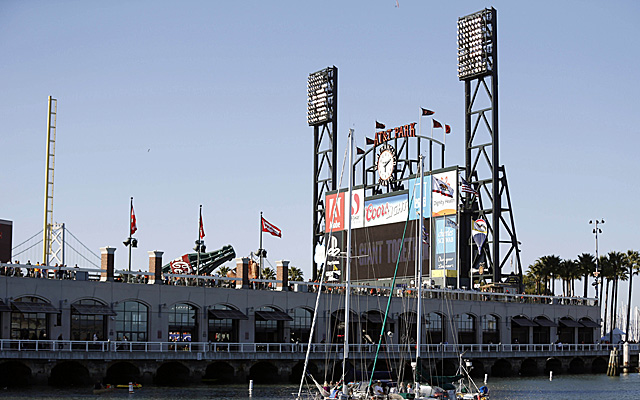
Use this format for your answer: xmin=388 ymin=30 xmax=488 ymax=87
xmin=538 ymin=255 xmax=562 ymax=295
xmin=624 ymin=250 xmax=640 ymax=341
xmin=558 ymin=258 xmax=576 ymax=297
xmin=288 ymin=266 xmax=304 ymax=282
xmin=527 ymin=259 xmax=549 ymax=294
xmin=576 ymin=253 xmax=596 ymax=298
xmin=605 ymin=251 xmax=627 ymax=343
xmin=216 ymin=265 xmax=232 ymax=277
xmin=262 ymin=267 xmax=276 ymax=280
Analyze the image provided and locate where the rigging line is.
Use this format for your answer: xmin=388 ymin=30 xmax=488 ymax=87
xmin=66 ymin=229 xmax=100 ymax=259
xmin=11 ymin=229 xmax=44 ymax=250
xmin=368 ymin=186 xmax=415 ymax=389
xmin=11 ymin=239 xmax=44 ymax=258
xmin=297 ymin=132 xmax=350 ymax=400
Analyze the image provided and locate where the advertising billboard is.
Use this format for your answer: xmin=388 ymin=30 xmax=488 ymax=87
xmin=433 ymin=215 xmax=457 ymax=277
xmin=351 ymin=219 xmax=429 ymax=281
xmin=325 ymin=188 xmax=365 ymax=232
xmin=363 ymin=193 xmax=409 ymax=227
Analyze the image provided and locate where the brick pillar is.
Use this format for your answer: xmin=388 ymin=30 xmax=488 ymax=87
xmin=235 ymin=257 xmax=250 ymax=289
xmin=100 ymin=247 xmax=115 ymax=282
xmin=276 ymin=260 xmax=289 ymax=291
xmin=148 ymin=250 xmax=164 ymax=284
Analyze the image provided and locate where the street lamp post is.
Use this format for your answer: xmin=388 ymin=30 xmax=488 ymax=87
xmin=589 ymin=219 xmax=604 ymax=299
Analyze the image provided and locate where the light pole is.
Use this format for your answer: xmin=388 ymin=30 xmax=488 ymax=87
xmin=589 ymin=219 xmax=604 ymax=299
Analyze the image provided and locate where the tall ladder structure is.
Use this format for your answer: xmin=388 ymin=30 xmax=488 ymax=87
xmin=42 ymin=96 xmax=57 ymax=266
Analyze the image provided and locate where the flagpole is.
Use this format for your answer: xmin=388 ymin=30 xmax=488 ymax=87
xmin=197 ymin=205 xmax=202 ymax=277
xmin=415 ymin=155 xmax=424 ymax=383
xmin=430 ymin=120 xmax=433 ymax=171
xmin=443 ymin=125 xmax=446 ymax=169
xmin=259 ymin=211 xmax=263 ymax=280
xmin=128 ymin=197 xmax=133 ymax=280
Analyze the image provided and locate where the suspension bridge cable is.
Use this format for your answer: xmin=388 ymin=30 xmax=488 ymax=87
xmin=64 ymin=242 xmax=101 ymax=268
xmin=12 ymin=239 xmax=43 ymax=258
xmin=11 ymin=230 xmax=44 ymax=250
xmin=66 ymin=228 xmax=100 ymax=259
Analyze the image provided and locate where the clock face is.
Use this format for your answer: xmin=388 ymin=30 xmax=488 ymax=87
xmin=377 ymin=145 xmax=396 ymax=184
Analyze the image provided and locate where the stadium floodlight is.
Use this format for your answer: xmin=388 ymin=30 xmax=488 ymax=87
xmin=457 ymin=8 xmax=495 ymax=80
xmin=307 ymin=68 xmax=334 ymax=126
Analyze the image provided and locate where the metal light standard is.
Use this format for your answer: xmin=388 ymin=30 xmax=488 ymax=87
xmin=589 ymin=219 xmax=604 ymax=299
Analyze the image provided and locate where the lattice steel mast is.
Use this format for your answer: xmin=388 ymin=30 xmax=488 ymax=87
xmin=458 ymin=8 xmax=522 ymax=287
xmin=308 ymin=67 xmax=337 ymax=281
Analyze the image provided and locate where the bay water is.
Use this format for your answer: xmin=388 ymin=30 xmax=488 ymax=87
xmin=1 ymin=374 xmax=639 ymax=400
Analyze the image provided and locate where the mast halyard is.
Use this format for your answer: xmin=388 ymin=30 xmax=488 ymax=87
xmin=342 ymin=128 xmax=354 ymax=382
xmin=415 ymin=155 xmax=424 ymax=384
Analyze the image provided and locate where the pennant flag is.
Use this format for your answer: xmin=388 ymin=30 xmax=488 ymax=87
xmin=366 ymin=137 xmax=375 ymax=145
xmin=130 ymin=204 xmax=137 ymax=235
xmin=375 ymin=121 xmax=386 ymax=129
xmin=472 ymin=218 xmax=488 ymax=251
xmin=432 ymin=176 xmax=454 ymax=198
xmin=199 ymin=211 xmax=205 ymax=239
xmin=261 ymin=217 xmax=282 ymax=238
xmin=422 ymin=224 xmax=429 ymax=245
xmin=433 ymin=119 xmax=443 ymax=129
xmin=356 ymin=147 xmax=365 ymax=155
xmin=460 ymin=177 xmax=479 ymax=196
xmin=445 ymin=217 xmax=458 ymax=229
xmin=421 ymin=108 xmax=435 ymax=116
xmin=445 ymin=124 xmax=451 ymax=134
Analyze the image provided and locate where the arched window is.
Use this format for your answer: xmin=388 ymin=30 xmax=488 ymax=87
xmin=168 ymin=303 xmax=198 ymax=342
xmin=398 ymin=312 xmax=417 ymax=345
xmin=255 ymin=306 xmax=291 ymax=343
xmin=481 ymin=314 xmax=500 ymax=344
xmin=455 ymin=313 xmax=476 ymax=344
xmin=425 ymin=312 xmax=444 ymax=344
xmin=70 ymin=299 xmax=113 ymax=341
xmin=330 ymin=309 xmax=359 ymax=344
xmin=11 ymin=296 xmax=57 ymax=340
xmin=208 ymin=304 xmax=245 ymax=342
xmin=533 ymin=316 xmax=555 ymax=344
xmin=289 ymin=307 xmax=313 ymax=343
xmin=114 ymin=301 xmax=148 ymax=341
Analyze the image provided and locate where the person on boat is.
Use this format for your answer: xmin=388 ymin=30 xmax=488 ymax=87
xmin=398 ymin=382 xmax=406 ymax=393
xmin=372 ymin=380 xmax=384 ymax=397
xmin=323 ymin=381 xmax=330 ymax=394
xmin=406 ymin=383 xmax=414 ymax=394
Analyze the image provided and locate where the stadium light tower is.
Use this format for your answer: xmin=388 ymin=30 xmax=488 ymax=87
xmin=308 ymin=66 xmax=337 ymax=281
xmin=458 ymin=8 xmax=523 ymax=289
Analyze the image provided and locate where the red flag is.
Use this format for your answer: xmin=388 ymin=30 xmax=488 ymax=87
xmin=199 ymin=212 xmax=205 ymax=239
xmin=421 ymin=108 xmax=435 ymax=116
xmin=261 ymin=217 xmax=282 ymax=238
xmin=375 ymin=121 xmax=385 ymax=129
xmin=130 ymin=205 xmax=137 ymax=235
xmin=356 ymin=147 xmax=365 ymax=155
xmin=366 ymin=137 xmax=375 ymax=145
xmin=445 ymin=124 xmax=451 ymax=134
xmin=433 ymin=119 xmax=443 ymax=129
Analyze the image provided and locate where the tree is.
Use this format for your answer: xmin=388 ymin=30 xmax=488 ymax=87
xmin=624 ymin=250 xmax=640 ymax=341
xmin=288 ymin=266 xmax=304 ymax=282
xmin=576 ymin=253 xmax=596 ymax=298
xmin=538 ymin=255 xmax=562 ymax=295
xmin=604 ymin=251 xmax=627 ymax=343
xmin=216 ymin=265 xmax=232 ymax=277
xmin=262 ymin=267 xmax=276 ymax=280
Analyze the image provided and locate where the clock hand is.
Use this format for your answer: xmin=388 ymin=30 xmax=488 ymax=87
xmin=384 ymin=160 xmax=391 ymax=168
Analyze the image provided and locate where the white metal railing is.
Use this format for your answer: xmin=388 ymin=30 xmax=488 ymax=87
xmin=0 ymin=262 xmax=599 ymax=307
xmin=0 ymin=339 xmax=635 ymax=355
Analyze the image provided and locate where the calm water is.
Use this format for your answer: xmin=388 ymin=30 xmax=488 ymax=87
xmin=1 ymin=375 xmax=639 ymax=400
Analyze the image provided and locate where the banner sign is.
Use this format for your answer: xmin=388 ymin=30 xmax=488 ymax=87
xmin=364 ymin=193 xmax=409 ymax=227
xmin=472 ymin=218 xmax=488 ymax=251
xmin=408 ymin=175 xmax=432 ymax=220
xmin=325 ymin=188 xmax=365 ymax=232
xmin=432 ymin=170 xmax=457 ymax=216
xmin=434 ymin=216 xmax=457 ymax=271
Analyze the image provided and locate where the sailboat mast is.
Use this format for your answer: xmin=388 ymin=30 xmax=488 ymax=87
xmin=415 ymin=156 xmax=424 ymax=382
xmin=342 ymin=129 xmax=354 ymax=381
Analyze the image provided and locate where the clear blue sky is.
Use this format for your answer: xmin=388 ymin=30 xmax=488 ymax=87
xmin=2 ymin=1 xmax=639 ymax=308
